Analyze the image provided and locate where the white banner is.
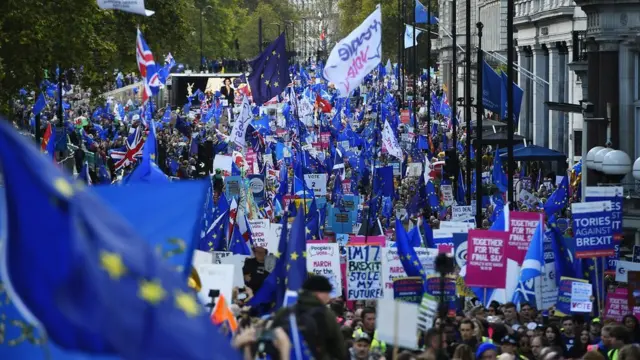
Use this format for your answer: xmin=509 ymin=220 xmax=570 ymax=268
xmin=248 ymin=219 xmax=270 ymax=249
xmin=381 ymin=247 xmax=438 ymax=299
xmin=323 ymin=6 xmax=382 ymax=97
xmin=97 ymin=0 xmax=154 ymax=16
xmin=382 ymin=120 xmax=403 ymax=160
xmin=229 ymin=96 xmax=251 ymax=150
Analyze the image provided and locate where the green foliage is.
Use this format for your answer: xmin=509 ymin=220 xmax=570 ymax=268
xmin=337 ymin=0 xmax=439 ymax=62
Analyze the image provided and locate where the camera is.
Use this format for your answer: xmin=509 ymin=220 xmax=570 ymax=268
xmin=254 ymin=329 xmax=280 ymax=360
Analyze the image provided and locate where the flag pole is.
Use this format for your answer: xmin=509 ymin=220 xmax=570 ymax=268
xmin=291 ymin=87 xmax=308 ymax=215
xmin=364 ymin=86 xmax=383 ymax=245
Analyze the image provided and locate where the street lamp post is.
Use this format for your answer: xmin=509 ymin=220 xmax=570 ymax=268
xmin=475 ymin=22 xmax=484 ymax=225
xmin=465 ymin=0 xmax=472 ymax=204
xmin=200 ymin=5 xmax=213 ymax=72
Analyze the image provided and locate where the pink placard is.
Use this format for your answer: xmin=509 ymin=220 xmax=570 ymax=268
xmin=508 ymin=212 xmax=542 ymax=265
xmin=604 ymin=288 xmax=631 ymax=322
xmin=465 ymin=229 xmax=508 ymax=289
xmin=342 ymin=179 xmax=352 ymax=195
xmin=349 ymin=235 xmax=385 ymax=246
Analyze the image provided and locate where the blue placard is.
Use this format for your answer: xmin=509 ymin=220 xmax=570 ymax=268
xmin=329 ymin=206 xmax=354 ymax=234
xmin=585 ymin=188 xmax=623 ymax=272
xmin=247 ymin=174 xmax=265 ymax=203
xmin=556 ymin=278 xmax=573 ymax=315
xmin=393 ymin=277 xmax=424 ymax=304
xmin=572 ymin=202 xmax=615 ymax=259
xmin=453 ymin=233 xmax=468 ymax=269
xmin=426 ymin=277 xmax=457 ymax=314
xmin=224 ymin=175 xmax=242 ymax=200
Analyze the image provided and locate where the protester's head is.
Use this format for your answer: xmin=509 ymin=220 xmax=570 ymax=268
xmin=224 ymin=78 xmax=232 ymax=86
xmin=622 ymin=315 xmax=639 ymax=333
xmin=452 ymin=343 xmax=474 ymax=360
xmin=539 ymin=346 xmax=563 ymax=360
xmin=619 ymin=344 xmax=640 ymax=360
xmin=301 ymin=275 xmax=332 ymax=304
xmin=531 ymin=335 xmax=549 ymax=359
xmin=581 ymin=351 xmax=606 ymax=360
xmin=361 ymin=307 xmax=376 ymax=332
xmin=352 ymin=331 xmax=371 ymax=358
xmin=590 ymin=318 xmax=602 ymax=336
xmin=607 ymin=324 xmax=629 ymax=349
xmin=580 ymin=328 xmax=590 ymax=345
xmin=500 ymin=335 xmax=517 ymax=355
xmin=503 ymin=302 xmax=517 ymax=322
xmin=476 ymin=342 xmax=498 ymax=360
xmin=459 ymin=319 xmax=475 ymax=341
xmin=424 ymin=328 xmax=446 ymax=350
xmin=520 ymin=302 xmax=533 ymax=321
xmin=544 ymin=325 xmax=561 ymax=345
xmin=519 ymin=333 xmax=531 ymax=354
xmin=561 ymin=317 xmax=574 ymax=336
xmin=253 ymin=247 xmax=267 ymax=262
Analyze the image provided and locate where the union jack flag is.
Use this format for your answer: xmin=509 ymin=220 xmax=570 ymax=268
xmin=109 ymin=126 xmax=145 ymax=170
xmin=136 ymin=29 xmax=161 ymax=103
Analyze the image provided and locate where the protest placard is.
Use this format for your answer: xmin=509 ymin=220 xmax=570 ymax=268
xmin=304 ymin=173 xmax=328 ymax=196
xmin=426 ymin=276 xmax=457 ymax=316
xmin=570 ymin=281 xmax=593 ymax=313
xmin=347 ymin=246 xmax=383 ymax=300
xmin=381 ymin=247 xmax=438 ymax=299
xmin=212 ymin=251 xmax=232 ymax=264
xmin=571 ymin=201 xmax=615 ymax=258
xmin=615 ymin=260 xmax=640 ymax=283
xmin=393 ymin=277 xmax=424 ymax=304
xmin=307 ymin=243 xmax=342 ymax=298
xmin=586 ymin=187 xmax=623 ymax=274
xmin=507 ymin=211 xmax=542 ymax=264
xmin=441 ymin=185 xmax=454 ymax=207
xmin=604 ymin=288 xmax=631 ymax=322
xmin=247 ymin=174 xmax=265 ymax=202
xmin=417 ymin=294 xmax=439 ymax=331
xmin=452 ymin=206 xmax=474 ymax=222
xmin=224 ymin=176 xmax=242 ymax=199
xmin=465 ymin=229 xmax=508 ymax=288
xmin=439 ymin=221 xmax=475 ymax=232
xmin=376 ymin=298 xmax=419 ymax=350
xmin=248 ymin=219 xmax=269 ymax=249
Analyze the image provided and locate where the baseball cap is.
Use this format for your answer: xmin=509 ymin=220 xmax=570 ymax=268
xmin=354 ymin=332 xmax=371 ymax=343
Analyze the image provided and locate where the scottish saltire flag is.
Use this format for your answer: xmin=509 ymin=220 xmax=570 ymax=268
xmin=0 ymin=120 xmax=242 ymax=359
xmin=136 ymin=29 xmax=161 ymax=103
xmin=519 ymin=220 xmax=545 ymax=283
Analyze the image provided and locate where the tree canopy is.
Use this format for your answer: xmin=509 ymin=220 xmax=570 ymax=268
xmin=0 ymin=0 xmax=299 ymax=112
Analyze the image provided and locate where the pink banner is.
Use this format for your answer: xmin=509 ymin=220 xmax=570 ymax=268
xmin=508 ymin=212 xmax=542 ymax=264
xmin=604 ymin=288 xmax=631 ymax=322
xmin=465 ymin=229 xmax=508 ymax=288
xmin=349 ymin=235 xmax=385 ymax=246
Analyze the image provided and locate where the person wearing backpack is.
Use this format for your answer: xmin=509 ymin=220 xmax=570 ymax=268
xmin=271 ymin=275 xmax=346 ymax=360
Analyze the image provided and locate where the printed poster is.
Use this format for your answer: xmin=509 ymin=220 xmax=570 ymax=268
xmin=465 ymin=229 xmax=508 ymax=288
xmin=307 ymin=243 xmax=342 ymax=298
xmin=347 ymin=245 xmax=383 ymax=300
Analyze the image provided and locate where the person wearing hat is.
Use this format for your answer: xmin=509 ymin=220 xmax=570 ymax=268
xmin=500 ymin=335 xmax=529 ymax=360
xmin=349 ymin=332 xmax=383 ymax=360
xmin=476 ymin=342 xmax=498 ymax=360
xmin=271 ymin=275 xmax=346 ymax=360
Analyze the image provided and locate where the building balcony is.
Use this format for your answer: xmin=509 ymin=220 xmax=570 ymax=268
xmin=514 ymin=0 xmax=575 ymax=25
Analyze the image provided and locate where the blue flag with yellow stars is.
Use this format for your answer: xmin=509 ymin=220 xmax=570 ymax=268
xmin=248 ymin=32 xmax=291 ymax=105
xmin=543 ymin=176 xmax=568 ymax=217
xmin=0 ymin=120 xmax=242 ymax=360
xmin=373 ymin=166 xmax=394 ymax=197
xmin=285 ymin=206 xmax=308 ymax=292
xmin=394 ymin=218 xmax=428 ymax=290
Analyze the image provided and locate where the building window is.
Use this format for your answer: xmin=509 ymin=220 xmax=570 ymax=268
xmin=574 ymin=130 xmax=582 ymax=157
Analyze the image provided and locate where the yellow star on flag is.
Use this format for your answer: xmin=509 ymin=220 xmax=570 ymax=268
xmin=305 ymin=228 xmax=311 ymax=235
xmin=302 ymin=251 xmax=307 ymax=258
xmin=274 ymin=81 xmax=279 ymax=87
xmin=272 ymin=50 xmax=276 ymax=55
xmin=290 ymin=251 xmax=299 ymax=261
xmin=100 ymin=250 xmax=127 ymax=280
xmin=274 ymin=250 xmax=281 ymax=259
xmin=265 ymin=80 xmax=270 ymax=86
xmin=54 ymin=178 xmax=74 ymax=198
xmin=138 ymin=279 xmax=167 ymax=305
xmin=175 ymin=290 xmax=200 ymax=317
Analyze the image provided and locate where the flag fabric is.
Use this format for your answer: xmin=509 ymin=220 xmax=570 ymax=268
xmin=248 ymin=33 xmax=291 ymax=105
xmin=492 ymin=147 xmax=508 ymax=193
xmin=323 ymin=6 xmax=382 ymax=97
xmin=404 ymin=24 xmax=422 ymax=49
xmin=229 ymin=96 xmax=251 ymax=150
xmin=394 ymin=218 xmax=428 ymax=288
xmin=79 ymin=161 xmax=92 ymax=185
xmin=33 ymin=93 xmax=47 ymax=115
xmin=0 ymin=119 xmax=241 ymax=359
xmin=519 ymin=220 xmax=545 ymax=283
xmin=210 ymin=294 xmax=238 ymax=334
xmin=136 ymin=29 xmax=161 ymax=103
xmin=415 ymin=0 xmax=439 ymax=24
xmin=543 ymin=176 xmax=569 ymax=217
xmin=382 ymin=120 xmax=403 ymax=160
xmin=285 ymin=207 xmax=308 ymax=292
xmin=109 ymin=126 xmax=145 ymax=170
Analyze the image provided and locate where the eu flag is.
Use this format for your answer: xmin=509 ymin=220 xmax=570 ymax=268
xmin=248 ymin=32 xmax=291 ymax=105
xmin=285 ymin=206 xmax=308 ymax=292
xmin=0 ymin=120 xmax=242 ymax=359
xmin=543 ymin=176 xmax=568 ymax=217
xmin=394 ymin=219 xmax=428 ymax=289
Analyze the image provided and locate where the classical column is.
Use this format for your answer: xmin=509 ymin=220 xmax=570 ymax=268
xmin=517 ymin=47 xmax=529 ymax=136
xmin=597 ymin=41 xmax=620 ymax=148
xmin=532 ymin=44 xmax=549 ymax=147
xmin=548 ymin=43 xmax=562 ymax=152
xmin=618 ymin=41 xmax=634 ymax=163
